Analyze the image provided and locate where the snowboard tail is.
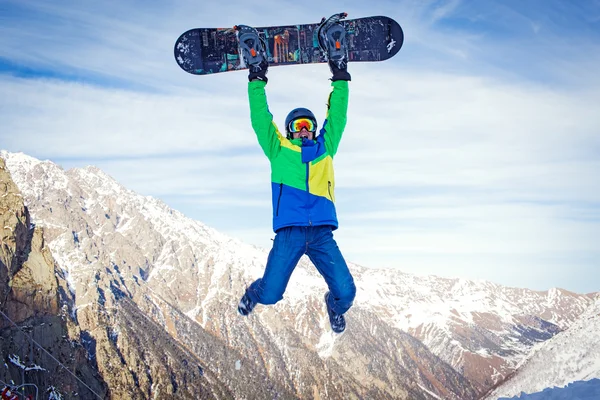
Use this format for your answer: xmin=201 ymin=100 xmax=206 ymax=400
xmin=174 ymin=16 xmax=404 ymax=76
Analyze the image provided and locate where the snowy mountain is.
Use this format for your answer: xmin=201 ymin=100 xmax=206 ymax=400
xmin=484 ymin=296 xmax=600 ymax=399
xmin=1 ymin=150 xmax=596 ymax=399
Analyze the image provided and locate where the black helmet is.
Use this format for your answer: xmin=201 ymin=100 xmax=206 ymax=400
xmin=284 ymin=107 xmax=317 ymax=139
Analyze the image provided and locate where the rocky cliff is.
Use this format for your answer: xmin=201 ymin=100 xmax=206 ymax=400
xmin=0 ymin=157 xmax=105 ymax=398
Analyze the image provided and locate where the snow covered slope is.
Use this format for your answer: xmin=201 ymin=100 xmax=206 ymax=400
xmin=485 ymin=296 xmax=600 ymax=399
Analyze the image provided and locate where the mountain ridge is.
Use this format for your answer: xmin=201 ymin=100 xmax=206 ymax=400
xmin=1 ymin=150 xmax=596 ymax=399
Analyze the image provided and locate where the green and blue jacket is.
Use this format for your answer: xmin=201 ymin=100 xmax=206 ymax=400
xmin=248 ymin=80 xmax=349 ymax=232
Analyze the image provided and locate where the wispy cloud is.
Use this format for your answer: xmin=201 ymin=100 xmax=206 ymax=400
xmin=430 ymin=0 xmax=463 ymax=24
xmin=1 ymin=0 xmax=599 ymax=293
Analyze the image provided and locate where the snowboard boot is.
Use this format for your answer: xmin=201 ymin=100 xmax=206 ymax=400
xmin=324 ymin=292 xmax=346 ymax=333
xmin=317 ymin=12 xmax=351 ymax=81
xmin=235 ymin=24 xmax=269 ymax=82
xmin=238 ymin=291 xmax=257 ymax=316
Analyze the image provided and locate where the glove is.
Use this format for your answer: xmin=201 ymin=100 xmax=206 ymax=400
xmin=329 ymin=59 xmax=351 ymax=82
xmin=248 ymin=58 xmax=268 ymax=83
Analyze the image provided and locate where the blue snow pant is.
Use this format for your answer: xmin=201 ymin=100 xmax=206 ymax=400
xmin=246 ymin=225 xmax=356 ymax=315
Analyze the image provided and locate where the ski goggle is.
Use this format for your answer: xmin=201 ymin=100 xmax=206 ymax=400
xmin=288 ymin=118 xmax=317 ymax=133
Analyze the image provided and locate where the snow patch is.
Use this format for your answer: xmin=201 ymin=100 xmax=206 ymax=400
xmin=9 ymin=354 xmax=47 ymax=371
xmin=418 ymin=384 xmax=442 ymax=399
xmin=316 ymin=330 xmax=337 ymax=358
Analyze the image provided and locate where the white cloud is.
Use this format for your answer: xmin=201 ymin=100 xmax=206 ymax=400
xmin=430 ymin=0 xmax=463 ymax=24
xmin=1 ymin=76 xmax=252 ymax=156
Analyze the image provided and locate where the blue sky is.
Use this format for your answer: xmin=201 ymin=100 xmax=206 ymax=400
xmin=1 ymin=0 xmax=599 ymax=293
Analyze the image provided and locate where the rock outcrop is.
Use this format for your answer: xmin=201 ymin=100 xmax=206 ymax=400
xmin=1 ymin=157 xmax=106 ymax=399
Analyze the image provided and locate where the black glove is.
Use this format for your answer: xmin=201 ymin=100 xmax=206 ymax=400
xmin=329 ymin=59 xmax=351 ymax=82
xmin=248 ymin=58 xmax=268 ymax=83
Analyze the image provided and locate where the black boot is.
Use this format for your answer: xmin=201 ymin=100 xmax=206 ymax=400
xmin=324 ymin=292 xmax=346 ymax=333
xmin=238 ymin=291 xmax=257 ymax=316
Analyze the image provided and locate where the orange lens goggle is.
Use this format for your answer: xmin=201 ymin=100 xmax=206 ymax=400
xmin=289 ymin=118 xmax=317 ymax=133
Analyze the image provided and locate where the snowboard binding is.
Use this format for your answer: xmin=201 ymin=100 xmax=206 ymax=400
xmin=235 ymin=24 xmax=269 ymax=81
xmin=317 ymin=12 xmax=349 ymax=72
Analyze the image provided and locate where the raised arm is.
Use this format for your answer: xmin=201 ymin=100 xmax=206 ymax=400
xmin=318 ymin=13 xmax=352 ymax=157
xmin=248 ymin=80 xmax=283 ymax=160
xmin=322 ymin=80 xmax=349 ymax=157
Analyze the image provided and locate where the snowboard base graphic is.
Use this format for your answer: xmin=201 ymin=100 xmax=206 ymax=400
xmin=174 ymin=16 xmax=404 ymax=76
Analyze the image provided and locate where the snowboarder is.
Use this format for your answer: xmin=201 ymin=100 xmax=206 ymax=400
xmin=236 ymin=15 xmax=356 ymax=333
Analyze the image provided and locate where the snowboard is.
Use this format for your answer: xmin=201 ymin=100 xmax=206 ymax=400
xmin=174 ymin=15 xmax=404 ymax=76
